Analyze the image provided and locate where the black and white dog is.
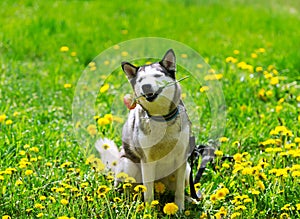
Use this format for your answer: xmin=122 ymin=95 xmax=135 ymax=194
xmin=97 ymin=49 xmax=192 ymax=210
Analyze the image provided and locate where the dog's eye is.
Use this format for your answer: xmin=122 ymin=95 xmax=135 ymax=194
xmin=153 ymin=74 xmax=162 ymax=78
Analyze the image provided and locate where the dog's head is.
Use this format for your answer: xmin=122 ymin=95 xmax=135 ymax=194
xmin=121 ymin=49 xmax=181 ymax=116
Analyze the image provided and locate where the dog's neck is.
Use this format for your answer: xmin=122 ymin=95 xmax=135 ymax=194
xmin=147 ymin=106 xmax=179 ymax=122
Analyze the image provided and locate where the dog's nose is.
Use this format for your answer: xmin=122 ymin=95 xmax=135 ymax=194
xmin=141 ymin=84 xmax=154 ymax=94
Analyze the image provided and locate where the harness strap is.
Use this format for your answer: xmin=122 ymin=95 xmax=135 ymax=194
xmin=189 ymin=139 xmax=233 ymax=200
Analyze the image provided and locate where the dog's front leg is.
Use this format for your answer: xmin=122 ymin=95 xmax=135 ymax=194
xmin=141 ymin=160 xmax=155 ymax=203
xmin=175 ymin=162 xmax=187 ymax=211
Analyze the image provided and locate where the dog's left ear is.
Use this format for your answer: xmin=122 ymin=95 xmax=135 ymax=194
xmin=122 ymin=62 xmax=139 ymax=80
xmin=160 ymin=49 xmax=176 ymax=78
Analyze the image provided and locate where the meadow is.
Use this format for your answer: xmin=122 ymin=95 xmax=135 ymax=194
xmin=0 ymin=0 xmax=300 ymax=218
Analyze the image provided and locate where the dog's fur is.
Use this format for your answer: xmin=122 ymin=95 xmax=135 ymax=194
xmin=97 ymin=49 xmax=191 ymax=210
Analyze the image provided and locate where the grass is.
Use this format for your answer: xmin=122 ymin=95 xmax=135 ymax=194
xmin=0 ymin=0 xmax=300 ymax=218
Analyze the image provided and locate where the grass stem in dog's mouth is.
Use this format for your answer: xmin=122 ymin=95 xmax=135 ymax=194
xmin=134 ymin=76 xmax=190 ymax=101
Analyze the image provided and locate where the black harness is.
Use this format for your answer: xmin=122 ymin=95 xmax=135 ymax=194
xmin=189 ymin=137 xmax=233 ymax=200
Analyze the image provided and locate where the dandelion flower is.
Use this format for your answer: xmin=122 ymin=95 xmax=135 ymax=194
xmin=219 ymin=137 xmax=229 ymax=143
xmin=123 ymin=183 xmax=132 ymax=190
xmin=200 ymin=86 xmax=209 ymax=93
xmin=29 ymin=147 xmax=39 ymax=152
xmin=5 ymin=119 xmax=12 ymax=125
xmin=64 ymin=83 xmax=72 ymax=89
xmin=210 ymin=194 xmax=218 ymax=203
xmin=87 ymin=124 xmax=97 ymax=136
xmin=97 ymin=185 xmax=111 ymax=197
xmin=233 ymin=50 xmax=240 ymax=55
xmin=60 ymin=199 xmax=69 ymax=205
xmin=60 ymin=46 xmax=69 ymax=52
xmin=25 ymin=170 xmax=33 ymax=176
xmin=0 ymin=114 xmax=7 ymax=122
xmin=163 ymin=203 xmax=178 ymax=215
xmin=134 ymin=185 xmax=147 ymax=193
xmin=154 ymin=181 xmax=166 ymax=194
xmin=270 ymin=77 xmax=279 ymax=85
xmin=34 ymin=203 xmax=45 ymax=209
xmin=37 ymin=213 xmax=44 ymax=218
xmin=100 ymin=83 xmax=109 ymax=93
xmin=39 ymin=196 xmax=47 ymax=201
xmin=181 ymin=54 xmax=188 ymax=58
xmin=151 ymin=200 xmax=159 ymax=207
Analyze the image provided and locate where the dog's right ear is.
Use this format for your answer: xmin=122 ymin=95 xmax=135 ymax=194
xmin=121 ymin=62 xmax=138 ymax=80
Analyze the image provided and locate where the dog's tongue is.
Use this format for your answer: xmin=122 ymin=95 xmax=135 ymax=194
xmin=123 ymin=94 xmax=136 ymax=110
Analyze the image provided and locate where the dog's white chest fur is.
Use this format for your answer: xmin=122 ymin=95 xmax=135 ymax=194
xmin=132 ymin=105 xmax=189 ymax=163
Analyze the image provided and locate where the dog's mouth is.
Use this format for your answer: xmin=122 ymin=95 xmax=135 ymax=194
xmin=142 ymin=87 xmax=163 ymax=102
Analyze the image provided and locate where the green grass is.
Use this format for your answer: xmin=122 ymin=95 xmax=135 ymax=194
xmin=1 ymin=0 xmax=300 ymax=218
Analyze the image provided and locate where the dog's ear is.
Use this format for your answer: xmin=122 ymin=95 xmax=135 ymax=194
xmin=160 ymin=49 xmax=176 ymax=76
xmin=122 ymin=62 xmax=138 ymax=80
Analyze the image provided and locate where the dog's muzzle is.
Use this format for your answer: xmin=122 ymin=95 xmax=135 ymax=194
xmin=141 ymin=84 xmax=163 ymax=102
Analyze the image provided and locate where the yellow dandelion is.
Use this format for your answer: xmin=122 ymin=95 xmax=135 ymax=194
xmin=210 ymin=194 xmax=218 ymax=203
xmin=231 ymin=212 xmax=241 ymax=218
xmin=233 ymin=50 xmax=240 ymax=55
xmin=256 ymin=66 xmax=263 ymax=72
xmin=235 ymin=205 xmax=247 ymax=211
xmin=233 ymin=153 xmax=243 ymax=162
xmin=60 ymin=46 xmax=69 ymax=52
xmin=163 ymin=203 xmax=178 ymax=215
xmin=70 ymin=51 xmax=77 ymax=57
xmin=154 ymin=181 xmax=166 ymax=194
xmin=121 ymin=51 xmax=128 ymax=57
xmin=116 ymin=172 xmax=128 ymax=179
xmin=143 ymin=214 xmax=152 ymax=219
xmin=222 ymin=163 xmax=230 ymax=169
xmin=87 ymin=124 xmax=97 ymax=136
xmin=270 ymin=77 xmax=279 ymax=85
xmin=280 ymin=213 xmax=289 ymax=219
xmin=257 ymin=180 xmax=265 ymax=190
xmin=37 ymin=213 xmax=44 ymax=218
xmin=0 ymin=114 xmax=7 ymax=123
xmin=225 ymin=56 xmax=238 ymax=63
xmin=251 ymin=53 xmax=258 ymax=59
xmin=134 ymin=185 xmax=147 ymax=193
xmin=197 ymin=63 xmax=203 ymax=68
xmin=113 ymin=45 xmax=120 ymax=50
xmin=181 ymin=53 xmax=188 ymax=58
xmin=219 ymin=137 xmax=229 ymax=143
xmin=97 ymin=185 xmax=111 ymax=197
xmin=200 ymin=86 xmax=209 ymax=93
xmin=123 ymin=183 xmax=132 ymax=190
xmin=97 ymin=117 xmax=110 ymax=126
xmin=19 ymin=150 xmax=26 ymax=156
xmin=184 ymin=210 xmax=191 ymax=216
xmin=60 ymin=199 xmax=69 ymax=205
xmin=29 ymin=147 xmax=39 ymax=152
xmin=216 ymin=189 xmax=226 ymax=200
xmin=39 ymin=196 xmax=47 ymax=201
xmin=136 ymin=202 xmax=145 ymax=212
xmin=25 ymin=169 xmax=33 ymax=176
xmin=64 ymin=83 xmax=72 ymax=89
xmin=15 ymin=179 xmax=23 ymax=186
xmin=5 ymin=119 xmax=12 ymax=125
xmin=151 ymin=200 xmax=159 ymax=207
xmin=275 ymin=105 xmax=283 ymax=113
xmin=214 ymin=150 xmax=223 ymax=157
xmin=34 ymin=203 xmax=45 ymax=209
xmin=100 ymin=83 xmax=109 ymax=93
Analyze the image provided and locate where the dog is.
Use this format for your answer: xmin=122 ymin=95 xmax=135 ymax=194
xmin=96 ymin=49 xmax=192 ymax=210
